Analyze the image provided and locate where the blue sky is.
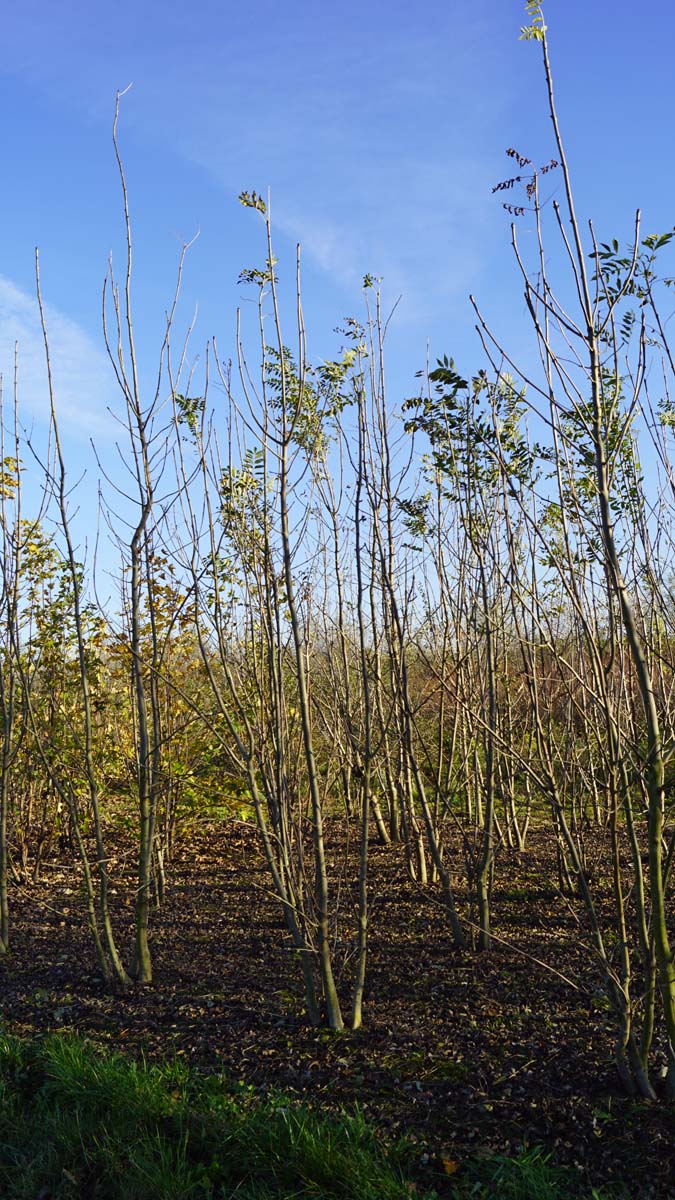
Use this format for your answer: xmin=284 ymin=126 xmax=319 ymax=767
xmin=1 ymin=1 xmax=673 ymax=485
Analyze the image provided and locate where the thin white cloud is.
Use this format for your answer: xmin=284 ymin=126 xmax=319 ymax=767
xmin=0 ymin=276 xmax=116 ymax=438
xmin=272 ymin=208 xmax=363 ymax=290
xmin=0 ymin=0 xmax=514 ymax=337
xmin=270 ymin=148 xmax=497 ymax=329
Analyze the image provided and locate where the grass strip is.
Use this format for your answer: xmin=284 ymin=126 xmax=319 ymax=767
xmin=0 ymin=1032 xmax=429 ymax=1199
xmin=0 ymin=1032 xmax=629 ymax=1199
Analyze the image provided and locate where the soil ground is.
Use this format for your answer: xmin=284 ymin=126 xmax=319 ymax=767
xmin=1 ymin=820 xmax=674 ymax=1198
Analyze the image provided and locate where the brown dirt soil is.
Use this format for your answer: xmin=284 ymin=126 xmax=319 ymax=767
xmin=1 ymin=819 xmax=674 ymax=1198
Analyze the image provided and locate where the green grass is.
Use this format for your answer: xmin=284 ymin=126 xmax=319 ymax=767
xmin=0 ymin=1033 xmax=631 ymax=1199
xmin=0 ymin=1033 xmax=427 ymax=1199
xmin=452 ymin=1146 xmax=629 ymax=1199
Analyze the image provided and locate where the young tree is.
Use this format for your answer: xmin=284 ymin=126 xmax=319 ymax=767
xmin=465 ymin=0 xmax=675 ymax=1096
xmin=0 ymin=363 xmax=26 ymax=951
